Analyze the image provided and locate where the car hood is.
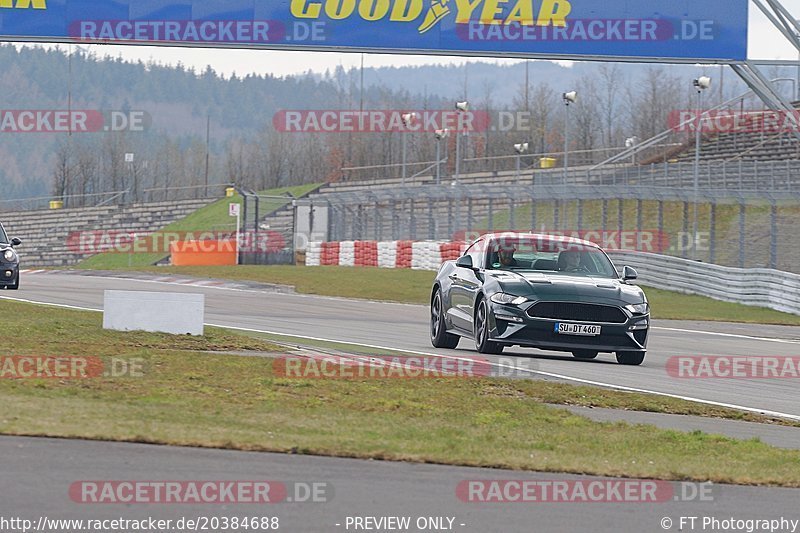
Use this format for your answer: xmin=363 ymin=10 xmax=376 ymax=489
xmin=487 ymin=270 xmax=646 ymax=305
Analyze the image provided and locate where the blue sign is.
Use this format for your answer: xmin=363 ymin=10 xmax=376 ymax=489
xmin=0 ymin=0 xmax=748 ymax=62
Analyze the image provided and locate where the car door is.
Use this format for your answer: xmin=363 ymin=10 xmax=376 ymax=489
xmin=447 ymin=240 xmax=486 ymax=332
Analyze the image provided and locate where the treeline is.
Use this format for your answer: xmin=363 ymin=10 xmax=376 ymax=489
xmin=0 ymin=44 xmax=774 ymax=205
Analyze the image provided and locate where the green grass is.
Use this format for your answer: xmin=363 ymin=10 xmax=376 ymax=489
xmin=3 ymin=299 xmax=800 ymax=486
xmin=238 ymin=329 xmax=799 ymax=427
xmin=114 ymin=265 xmax=800 ymax=326
xmin=78 ymin=184 xmax=321 ymax=269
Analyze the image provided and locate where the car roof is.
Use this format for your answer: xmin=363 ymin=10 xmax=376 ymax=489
xmin=476 ymin=232 xmax=601 ymax=249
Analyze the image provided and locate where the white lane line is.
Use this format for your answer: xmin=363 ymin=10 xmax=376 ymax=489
xmin=209 ymin=323 xmax=800 ymax=423
xmin=653 ymin=326 xmax=800 ymax=345
xmin=0 ymin=295 xmax=101 ymax=312
xmin=4 ymin=293 xmax=800 ymax=422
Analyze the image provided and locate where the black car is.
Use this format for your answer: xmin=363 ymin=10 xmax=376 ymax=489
xmin=0 ymin=222 xmax=21 ymax=290
xmin=430 ymin=233 xmax=650 ymax=365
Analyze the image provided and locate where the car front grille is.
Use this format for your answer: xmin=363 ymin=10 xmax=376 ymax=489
xmin=527 ymin=302 xmax=627 ymax=324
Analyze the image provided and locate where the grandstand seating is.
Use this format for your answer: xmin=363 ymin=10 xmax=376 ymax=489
xmin=1 ymin=199 xmax=215 ymax=267
xmin=668 ymin=108 xmax=800 ymax=163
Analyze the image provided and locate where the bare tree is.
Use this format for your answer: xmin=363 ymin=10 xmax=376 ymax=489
xmin=52 ymin=138 xmax=75 ymax=204
xmin=597 ymin=63 xmax=623 ymax=149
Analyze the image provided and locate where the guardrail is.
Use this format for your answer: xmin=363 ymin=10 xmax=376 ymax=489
xmin=608 ymin=251 xmax=800 ymax=316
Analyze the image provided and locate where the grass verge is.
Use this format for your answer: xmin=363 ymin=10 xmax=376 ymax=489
xmin=3 ymin=299 xmax=800 ymax=486
xmin=237 ymin=329 xmax=799 ymax=427
xmin=108 ymin=265 xmax=800 ymax=326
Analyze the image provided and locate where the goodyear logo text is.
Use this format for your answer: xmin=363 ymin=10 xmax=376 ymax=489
xmin=290 ymin=0 xmax=571 ymax=34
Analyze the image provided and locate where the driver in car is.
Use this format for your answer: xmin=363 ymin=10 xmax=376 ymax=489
xmin=498 ymin=245 xmax=519 ymax=268
xmin=560 ymin=250 xmax=587 ymax=272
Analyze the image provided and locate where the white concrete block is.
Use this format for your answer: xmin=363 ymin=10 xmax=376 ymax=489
xmin=103 ymin=290 xmax=205 ymax=335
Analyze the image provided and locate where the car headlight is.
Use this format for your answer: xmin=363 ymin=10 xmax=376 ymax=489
xmin=3 ymin=249 xmax=15 ymax=262
xmin=490 ymin=293 xmax=528 ymax=306
xmin=625 ymin=303 xmax=649 ymax=315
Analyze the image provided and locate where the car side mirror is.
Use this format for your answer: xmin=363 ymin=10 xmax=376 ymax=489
xmin=10 ymin=238 xmax=21 ymax=247
xmin=456 ymin=255 xmax=474 ymax=269
xmin=622 ymin=265 xmax=638 ymax=281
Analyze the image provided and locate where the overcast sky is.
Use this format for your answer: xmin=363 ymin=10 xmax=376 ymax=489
xmin=36 ymin=1 xmax=800 ymax=77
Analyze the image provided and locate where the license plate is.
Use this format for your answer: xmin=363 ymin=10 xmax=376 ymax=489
xmin=555 ymin=323 xmax=602 ymax=336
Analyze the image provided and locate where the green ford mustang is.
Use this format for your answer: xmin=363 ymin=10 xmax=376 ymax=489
xmin=430 ymin=233 xmax=650 ymax=365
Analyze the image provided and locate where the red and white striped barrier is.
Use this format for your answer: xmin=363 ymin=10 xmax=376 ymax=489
xmin=306 ymin=241 xmax=467 ymax=270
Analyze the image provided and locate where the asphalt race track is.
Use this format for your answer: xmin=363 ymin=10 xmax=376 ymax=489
xmin=6 ymin=270 xmax=800 ymax=419
xmin=2 ymin=435 xmax=800 ymax=533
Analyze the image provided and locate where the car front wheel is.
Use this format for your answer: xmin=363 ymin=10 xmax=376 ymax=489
xmin=431 ymin=289 xmax=459 ymax=349
xmin=474 ymin=299 xmax=503 ymax=355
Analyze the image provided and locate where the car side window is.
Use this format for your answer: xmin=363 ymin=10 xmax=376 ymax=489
xmin=464 ymin=241 xmax=485 ymax=270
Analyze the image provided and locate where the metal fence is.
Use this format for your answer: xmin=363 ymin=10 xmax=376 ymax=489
xmin=608 ymin=251 xmax=800 ymax=315
xmin=306 ymin=179 xmax=800 ymax=274
xmin=236 ymin=188 xmax=303 ymax=265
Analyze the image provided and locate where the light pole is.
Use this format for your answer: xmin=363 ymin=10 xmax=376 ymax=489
xmin=625 ymin=136 xmax=639 ymax=165
xmin=693 ymin=76 xmax=711 ymax=260
xmin=124 ymin=152 xmax=135 ymax=203
xmin=401 ymin=112 xmax=417 ymax=186
xmin=434 ymin=129 xmax=450 ymax=185
xmin=514 ymin=142 xmax=529 ymax=180
xmin=454 ymin=101 xmax=469 ymax=183
xmin=562 ymin=91 xmax=577 ymax=186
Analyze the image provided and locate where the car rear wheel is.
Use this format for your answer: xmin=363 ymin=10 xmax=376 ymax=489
xmin=616 ymin=351 xmax=645 ymax=366
xmin=475 ymin=299 xmax=503 ymax=355
xmin=430 ymin=290 xmax=459 ymax=349
xmin=572 ymin=350 xmax=598 ymax=359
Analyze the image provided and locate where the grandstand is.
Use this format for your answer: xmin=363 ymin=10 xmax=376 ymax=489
xmin=658 ymin=105 xmax=800 ymax=164
xmin=1 ymin=199 xmax=215 ymax=267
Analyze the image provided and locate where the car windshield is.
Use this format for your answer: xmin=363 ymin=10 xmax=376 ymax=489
xmin=0 ymin=224 xmax=7 ymax=244
xmin=486 ymin=237 xmax=618 ymax=278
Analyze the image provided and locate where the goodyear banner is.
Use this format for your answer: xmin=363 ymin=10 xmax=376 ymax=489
xmin=0 ymin=0 xmax=748 ymax=62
